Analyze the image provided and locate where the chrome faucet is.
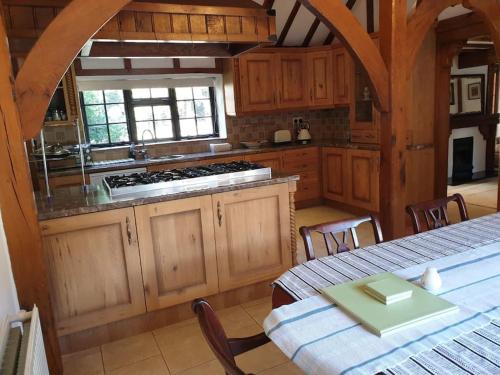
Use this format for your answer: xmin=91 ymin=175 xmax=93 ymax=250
xmin=140 ymin=129 xmax=154 ymax=159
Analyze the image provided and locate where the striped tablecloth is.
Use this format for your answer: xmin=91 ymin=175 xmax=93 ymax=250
xmin=265 ymin=213 xmax=500 ymax=375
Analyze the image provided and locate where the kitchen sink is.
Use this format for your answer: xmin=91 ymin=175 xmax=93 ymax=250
xmin=150 ymin=154 xmax=185 ymax=161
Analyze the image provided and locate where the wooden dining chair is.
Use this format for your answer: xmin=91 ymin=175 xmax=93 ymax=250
xmin=406 ymin=193 xmax=469 ymax=234
xmin=192 ymin=299 xmax=270 ymax=375
xmin=299 ymin=214 xmax=383 ymax=261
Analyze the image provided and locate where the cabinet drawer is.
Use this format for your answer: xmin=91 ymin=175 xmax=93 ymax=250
xmin=351 ymin=129 xmax=379 ymax=144
xmin=283 ymin=148 xmax=319 ymax=172
xmin=296 ymin=171 xmax=320 ymax=202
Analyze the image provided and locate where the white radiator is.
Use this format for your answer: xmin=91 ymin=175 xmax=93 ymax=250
xmin=0 ymin=306 xmax=50 ymax=375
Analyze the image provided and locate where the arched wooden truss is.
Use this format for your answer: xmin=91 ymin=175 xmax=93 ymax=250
xmin=406 ymin=0 xmax=500 ymax=75
xmin=299 ymin=0 xmax=389 ymax=113
xmin=15 ymin=0 xmax=132 ymax=140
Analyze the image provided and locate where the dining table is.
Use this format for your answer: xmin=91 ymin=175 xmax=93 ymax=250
xmin=264 ymin=213 xmax=500 ymax=375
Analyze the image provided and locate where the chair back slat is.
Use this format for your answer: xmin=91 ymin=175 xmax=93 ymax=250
xmin=406 ymin=193 xmax=469 ymax=234
xmin=299 ymin=214 xmax=383 ymax=261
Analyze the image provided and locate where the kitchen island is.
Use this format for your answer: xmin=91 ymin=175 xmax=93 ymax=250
xmin=36 ymin=170 xmax=298 ymax=352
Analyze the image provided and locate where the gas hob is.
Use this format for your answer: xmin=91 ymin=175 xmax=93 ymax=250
xmin=103 ymin=161 xmax=272 ymax=196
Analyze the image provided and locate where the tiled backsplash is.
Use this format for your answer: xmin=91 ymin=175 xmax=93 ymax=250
xmin=43 ymin=107 xmax=350 ymax=161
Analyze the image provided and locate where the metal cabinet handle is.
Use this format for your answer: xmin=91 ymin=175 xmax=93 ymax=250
xmin=217 ymin=201 xmax=223 ymax=227
xmin=126 ymin=216 xmax=133 ymax=245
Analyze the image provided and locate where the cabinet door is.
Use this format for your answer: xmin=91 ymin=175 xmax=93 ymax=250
xmin=332 ymin=47 xmax=352 ymax=106
xmin=213 ymin=184 xmax=292 ymax=291
xmin=245 ymin=152 xmax=282 ymax=174
xmin=276 ymin=54 xmax=308 ymax=108
xmin=347 ymin=150 xmax=380 ymax=211
xmin=239 ymin=53 xmax=277 ymax=112
xmin=322 ymin=147 xmax=347 ymax=202
xmin=307 ymin=51 xmax=333 ymax=107
xmin=135 ymin=196 xmax=218 ymax=311
xmin=40 ymin=208 xmax=145 ymax=335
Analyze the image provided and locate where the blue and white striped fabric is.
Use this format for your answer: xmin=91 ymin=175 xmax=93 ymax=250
xmin=264 ymin=242 xmax=500 ymax=375
xmin=276 ymin=213 xmax=500 ymax=301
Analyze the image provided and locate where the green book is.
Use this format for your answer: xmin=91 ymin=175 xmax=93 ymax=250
xmin=364 ymin=279 xmax=413 ymax=305
xmin=322 ymin=273 xmax=458 ymax=337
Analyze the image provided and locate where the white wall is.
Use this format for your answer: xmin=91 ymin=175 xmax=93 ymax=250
xmin=0 ymin=210 xmax=19 ymax=320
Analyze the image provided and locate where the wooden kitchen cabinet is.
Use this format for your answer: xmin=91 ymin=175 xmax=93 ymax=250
xmin=347 ymin=149 xmax=380 ymax=212
xmin=307 ymin=50 xmax=334 ymax=107
xmin=276 ymin=53 xmax=309 ymax=108
xmin=40 ymin=208 xmax=146 ymax=335
xmin=332 ymin=46 xmax=352 ymax=106
xmin=245 ymin=152 xmax=282 ymax=174
xmin=322 ymin=147 xmax=380 ymax=212
xmin=322 ymin=147 xmax=348 ymax=202
xmin=282 ymin=147 xmax=321 ymax=204
xmin=213 ymin=184 xmax=292 ymax=291
xmin=238 ymin=53 xmax=277 ymax=112
xmin=134 ymin=196 xmax=219 ymax=311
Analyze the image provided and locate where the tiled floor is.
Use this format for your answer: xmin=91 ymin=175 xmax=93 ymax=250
xmin=448 ymin=177 xmax=498 ymax=210
xmin=62 ymin=200 xmax=497 ymax=374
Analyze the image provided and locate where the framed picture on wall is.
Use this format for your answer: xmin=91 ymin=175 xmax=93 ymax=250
xmin=450 ymin=82 xmax=455 ymax=105
xmin=468 ymin=82 xmax=481 ymax=100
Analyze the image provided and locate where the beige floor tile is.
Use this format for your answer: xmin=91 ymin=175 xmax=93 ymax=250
xmin=106 ymin=356 xmax=169 ymax=375
xmin=241 ymin=298 xmax=272 ymax=327
xmin=258 ymin=361 xmax=305 ymax=375
xmin=154 ymin=322 xmax=215 ymax=374
xmin=101 ymin=332 xmax=160 ymax=371
xmin=214 ymin=305 xmax=258 ymax=336
xmin=176 ymin=360 xmax=224 ymax=375
xmin=63 ymin=347 xmax=104 ymax=375
xmin=241 ymin=296 xmax=271 ymax=309
xmin=236 ymin=341 xmax=289 ymax=373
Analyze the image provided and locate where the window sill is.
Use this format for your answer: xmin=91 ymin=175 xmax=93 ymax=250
xmin=90 ymin=136 xmax=228 ymax=152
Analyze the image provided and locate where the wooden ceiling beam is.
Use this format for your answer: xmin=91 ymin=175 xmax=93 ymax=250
xmin=277 ymin=1 xmax=301 ymax=46
xmin=322 ymin=0 xmax=357 ymax=45
xmin=262 ymin=0 xmax=275 ymax=10
xmin=302 ymin=17 xmax=320 ymax=47
xmin=88 ymin=42 xmax=235 ymax=58
xmin=366 ymin=0 xmax=374 ymax=34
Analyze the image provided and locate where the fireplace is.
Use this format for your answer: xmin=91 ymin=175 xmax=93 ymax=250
xmin=452 ymin=137 xmax=474 ymax=184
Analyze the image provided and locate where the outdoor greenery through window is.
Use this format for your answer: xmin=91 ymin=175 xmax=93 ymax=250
xmin=80 ymin=86 xmax=217 ymax=145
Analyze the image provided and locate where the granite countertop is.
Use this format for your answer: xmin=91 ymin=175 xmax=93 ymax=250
xmin=46 ymin=142 xmax=380 ymax=178
xmin=36 ymin=174 xmax=299 ymax=221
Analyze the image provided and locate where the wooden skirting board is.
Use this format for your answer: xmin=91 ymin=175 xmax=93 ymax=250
xmin=58 ymin=279 xmax=274 ymax=355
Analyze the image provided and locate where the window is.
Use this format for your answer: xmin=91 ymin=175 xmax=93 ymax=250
xmin=81 ymin=90 xmax=129 ymax=144
xmin=80 ymin=86 xmax=218 ymax=146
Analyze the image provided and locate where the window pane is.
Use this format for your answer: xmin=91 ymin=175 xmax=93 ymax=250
xmin=194 ymin=99 xmax=211 ymax=117
xmin=104 ymin=90 xmax=124 ymax=103
xmin=136 ymin=121 xmax=155 ymax=140
xmin=177 ymin=100 xmax=195 ymax=118
xmin=155 ymin=120 xmax=174 ymax=139
xmin=85 ymin=105 xmax=106 ymax=125
xmin=180 ymin=119 xmax=197 ymax=137
xmin=193 ymin=87 xmax=210 ymax=99
xmin=109 ymin=123 xmax=130 ymax=143
xmin=88 ymin=125 xmax=109 ymax=144
xmin=134 ymin=106 xmax=153 ymax=121
xmin=153 ymin=105 xmax=171 ymax=120
xmin=132 ymin=88 xmax=151 ymax=99
xmin=151 ymin=88 xmax=169 ymax=98
xmin=175 ymin=87 xmax=193 ymax=100
xmin=83 ymin=90 xmax=104 ymax=104
xmin=197 ymin=118 xmax=213 ymax=135
xmin=106 ymin=104 xmax=127 ymax=123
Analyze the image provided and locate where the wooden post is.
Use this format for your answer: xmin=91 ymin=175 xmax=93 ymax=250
xmin=0 ymin=9 xmax=62 ymax=374
xmin=378 ymin=0 xmax=408 ymax=239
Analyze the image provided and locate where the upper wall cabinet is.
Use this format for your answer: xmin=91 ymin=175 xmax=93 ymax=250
xmin=238 ymin=53 xmax=277 ymax=112
xmin=332 ymin=46 xmax=352 ymax=106
xmin=224 ymin=47 xmax=334 ymax=115
xmin=307 ymin=51 xmax=334 ymax=107
xmin=276 ymin=53 xmax=309 ymax=108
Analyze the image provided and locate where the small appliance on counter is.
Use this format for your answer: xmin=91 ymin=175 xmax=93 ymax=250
xmin=209 ymin=143 xmax=232 ymax=153
xmin=296 ymin=119 xmax=312 ymax=144
xmin=273 ymin=130 xmax=292 ymax=145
